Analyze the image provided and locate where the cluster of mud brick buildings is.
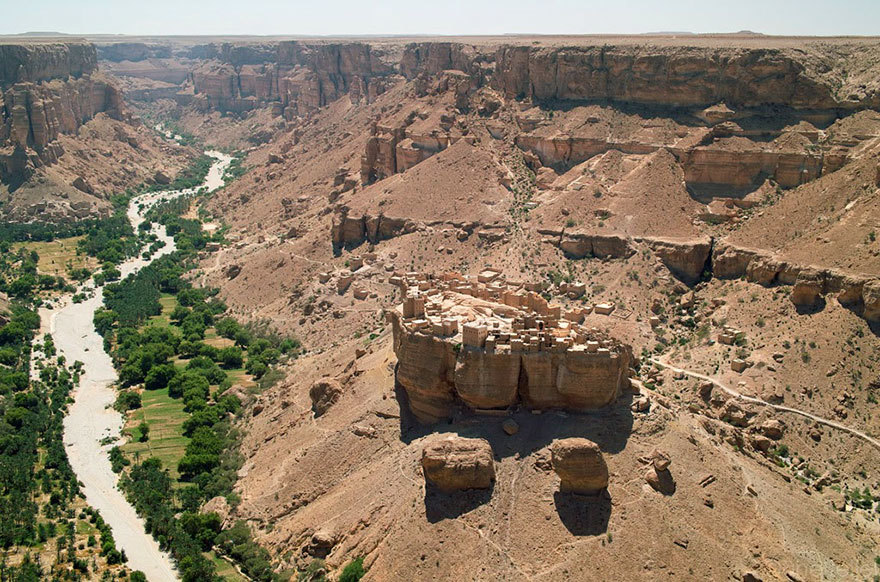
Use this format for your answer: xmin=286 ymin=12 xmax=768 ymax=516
xmin=391 ymin=270 xmax=619 ymax=356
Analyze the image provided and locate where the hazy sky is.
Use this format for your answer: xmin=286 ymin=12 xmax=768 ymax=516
xmin=4 ymin=0 xmax=879 ymax=37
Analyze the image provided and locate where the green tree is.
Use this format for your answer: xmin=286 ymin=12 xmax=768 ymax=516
xmin=218 ymin=346 xmax=244 ymax=369
xmin=339 ymin=557 xmax=366 ymax=582
xmin=168 ymin=370 xmax=210 ymax=399
xmin=137 ymin=421 xmax=150 ymax=442
xmin=144 ymin=363 xmax=177 ymax=391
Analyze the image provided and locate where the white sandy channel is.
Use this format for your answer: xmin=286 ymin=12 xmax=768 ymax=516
xmin=43 ymin=151 xmax=232 ymax=581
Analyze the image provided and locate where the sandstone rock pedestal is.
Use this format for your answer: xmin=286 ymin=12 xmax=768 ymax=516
xmin=550 ymin=438 xmax=609 ymax=494
xmin=421 ymin=436 xmax=495 ymax=491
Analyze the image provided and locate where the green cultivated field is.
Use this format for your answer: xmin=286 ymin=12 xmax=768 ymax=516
xmin=123 ymin=387 xmax=190 ymax=480
xmin=14 ymin=235 xmax=96 ymax=277
xmin=122 ymin=292 xmax=254 ymax=481
xmin=210 ymin=552 xmax=248 ymax=581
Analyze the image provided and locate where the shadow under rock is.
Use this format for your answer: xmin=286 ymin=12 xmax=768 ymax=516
xmin=553 ymin=491 xmax=612 ymax=536
xmin=424 ymin=484 xmax=495 ymax=523
xmin=793 ymin=296 xmax=827 ymax=315
xmin=398 ymin=381 xmax=636 ymax=459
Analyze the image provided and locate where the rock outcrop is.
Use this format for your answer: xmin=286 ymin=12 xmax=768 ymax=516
xmin=421 ymin=436 xmax=495 ymax=491
xmin=1 ymin=75 xmax=123 ymax=151
xmin=391 ymin=272 xmax=632 ymax=423
xmin=0 ymin=41 xmax=97 ymax=85
xmin=309 ymin=377 xmax=343 ymax=416
xmin=861 ymin=280 xmax=880 ymax=322
xmin=640 ymin=237 xmax=712 ymax=285
xmin=711 ymin=241 xmax=880 ymax=322
xmin=790 ymin=270 xmax=825 ymax=309
xmin=550 ymin=438 xmax=609 ymax=494
xmin=552 ymin=230 xmax=635 ymax=260
xmin=331 ymin=207 xmax=417 ymax=251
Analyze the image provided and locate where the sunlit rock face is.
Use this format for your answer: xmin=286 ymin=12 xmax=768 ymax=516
xmin=391 ymin=271 xmax=632 ymax=423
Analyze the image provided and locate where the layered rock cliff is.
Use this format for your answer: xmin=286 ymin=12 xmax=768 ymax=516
xmin=0 ymin=41 xmax=162 ymax=222
xmin=188 ymin=41 xmax=396 ymax=115
xmin=712 ymin=241 xmax=880 ymax=322
xmin=490 ymin=44 xmax=879 ymax=111
xmin=1 ymin=43 xmax=125 ymax=186
xmin=0 ymin=41 xmax=97 ymax=85
xmin=1 ymin=75 xmax=123 ymax=152
xmin=391 ymin=311 xmax=632 ymax=423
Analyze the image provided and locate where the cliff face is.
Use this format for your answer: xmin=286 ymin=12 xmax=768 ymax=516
xmin=0 ymin=41 xmax=97 ymax=85
xmin=190 ymin=42 xmax=395 ymax=115
xmin=96 ymin=42 xmax=172 ymax=62
xmin=493 ymin=45 xmax=874 ymax=110
xmin=0 ymin=42 xmax=125 ymax=189
xmin=1 ymin=76 xmax=122 ymax=152
xmin=180 ymin=39 xmax=880 ymax=118
xmin=396 ymin=42 xmax=880 ymax=112
xmin=712 ymin=241 xmax=880 ymax=323
xmin=399 ymin=42 xmax=485 ymax=79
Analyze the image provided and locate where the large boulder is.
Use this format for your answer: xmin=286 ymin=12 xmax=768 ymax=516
xmin=550 ymin=438 xmax=609 ymax=494
xmin=759 ymin=419 xmax=785 ymax=440
xmin=153 ymin=170 xmax=172 ymax=185
xmin=421 ymin=436 xmax=495 ymax=491
xmin=72 ymin=176 xmax=95 ymax=194
xmin=309 ymin=377 xmax=343 ymax=416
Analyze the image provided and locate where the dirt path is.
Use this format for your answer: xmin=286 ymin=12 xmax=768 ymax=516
xmin=47 ymin=151 xmax=232 ymax=581
xmin=649 ymin=356 xmax=880 ymax=452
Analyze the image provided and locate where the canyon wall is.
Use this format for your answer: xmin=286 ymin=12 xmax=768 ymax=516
xmin=0 ymin=41 xmax=97 ymax=85
xmin=0 ymin=42 xmax=125 ymax=183
xmin=492 ymin=45 xmax=875 ymax=111
xmin=189 ymin=41 xmax=396 ymax=115
xmin=96 ymin=42 xmax=172 ymax=62
xmin=1 ymin=77 xmax=123 ymax=151
xmin=181 ymin=40 xmax=880 ymax=117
